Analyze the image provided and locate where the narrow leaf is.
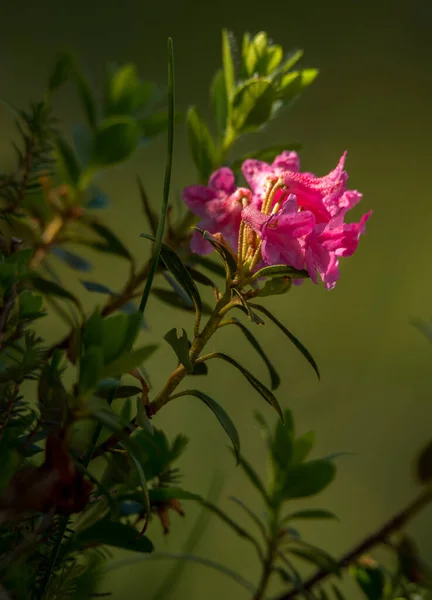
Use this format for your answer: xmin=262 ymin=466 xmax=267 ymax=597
xmin=86 ymin=220 xmax=132 ymax=260
xmin=251 ymin=264 xmax=309 ymax=281
xmin=249 ymin=303 xmax=320 ymax=379
xmin=227 ymin=317 xmax=280 ymax=389
xmin=284 ymin=509 xmax=338 ymax=522
xmin=65 ymin=519 xmax=153 ymax=554
xmin=195 ymin=228 xmax=237 ymax=277
xmin=171 ymin=389 xmax=240 ymax=461
xmin=210 ymin=69 xmax=228 ymax=138
xmin=81 ymin=280 xmax=115 ymax=295
xmin=417 ymin=439 xmax=432 ymax=484
xmin=186 ymin=106 xmax=216 ymax=181
xmin=56 ymin=136 xmax=81 ymax=186
xmin=51 ymin=247 xmax=92 ymax=272
xmin=139 ymin=38 xmax=175 ymax=316
xmin=102 ymin=345 xmax=158 ymax=378
xmin=234 ymin=452 xmax=271 ymax=505
xmin=140 ymin=234 xmax=201 ymax=313
xmin=209 ymin=352 xmax=283 ymax=420
xmin=229 ymin=496 xmax=267 ymax=538
xmin=222 ymin=29 xmax=236 ymax=98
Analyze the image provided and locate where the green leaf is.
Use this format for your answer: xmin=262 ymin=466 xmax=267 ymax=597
xmin=279 ymin=69 xmax=319 ymax=103
xmin=280 ymin=49 xmax=304 ymax=74
xmin=256 ymin=277 xmax=292 ymax=297
xmin=164 ymin=328 xmax=193 ymax=372
xmin=137 ymin=177 xmax=157 ymax=236
xmin=86 ymin=220 xmax=132 ymax=260
xmin=332 ymin=584 xmax=347 ymax=600
xmin=417 ymin=439 xmax=432 ymax=484
xmin=51 ymin=247 xmax=92 ymax=272
xmin=230 ymin=78 xmax=275 ymax=133
xmin=102 ymin=345 xmax=158 ymax=378
xmin=289 ymin=546 xmax=340 ymax=575
xmin=195 ymin=228 xmax=237 ymax=278
xmin=75 ymin=69 xmax=97 ymax=129
xmin=38 ymin=352 xmax=70 ymax=426
xmin=96 ymin=384 xmax=141 ymax=399
xmin=79 ymin=346 xmax=104 ymax=394
xmin=172 ymin=389 xmax=240 ymax=461
xmin=91 ymin=116 xmax=140 ymax=167
xmin=229 ymin=496 xmax=267 ymax=538
xmin=139 ymin=110 xmax=177 ymax=138
xmin=151 ymin=288 xmax=212 ymax=315
xmin=227 ymin=317 xmax=279 ymax=389
xmin=138 ymin=38 xmax=175 ymax=317
xmin=231 ymin=288 xmax=264 ymax=324
xmin=186 ymin=266 xmax=218 ymax=290
xmin=234 ymin=451 xmax=271 ymax=505
xmin=349 ymin=565 xmax=385 ymax=600
xmin=19 ymin=290 xmax=44 ymax=320
xmin=222 ymin=29 xmax=236 ymax=99
xmin=48 ymin=52 xmax=74 ymax=92
xmin=104 ymin=64 xmax=141 ymax=116
xmin=191 ymin=255 xmax=226 ymax=278
xmin=210 ymin=69 xmax=228 ymax=138
xmin=272 ymin=413 xmax=294 ymax=472
xmin=209 ymin=352 xmax=283 ymax=420
xmin=123 ymin=442 xmax=151 ymax=524
xmin=186 ymin=106 xmax=216 ymax=181
xmin=284 ymin=509 xmax=338 ymax=522
xmin=65 ymin=519 xmax=153 ymax=554
xmin=249 ymin=303 xmax=320 ymax=379
xmin=81 ymin=280 xmax=115 ymax=295
xmin=281 ymin=460 xmax=336 ymax=500
xmin=101 ymin=312 xmax=143 ymax=363
xmin=56 ymin=136 xmax=81 ymax=187
xmin=140 ymin=234 xmax=201 ymax=314
xmin=251 ymin=264 xmax=309 ymax=281
xmin=29 ymin=275 xmax=82 ymax=311
xmin=291 ymin=431 xmax=316 ymax=465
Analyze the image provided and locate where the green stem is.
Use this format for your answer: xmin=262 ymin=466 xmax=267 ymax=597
xmin=139 ymin=38 xmax=175 ymax=316
xmin=147 ymin=292 xmax=231 ymax=416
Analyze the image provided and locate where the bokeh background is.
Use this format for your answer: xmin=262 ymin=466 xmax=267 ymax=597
xmin=2 ymin=0 xmax=432 ymax=597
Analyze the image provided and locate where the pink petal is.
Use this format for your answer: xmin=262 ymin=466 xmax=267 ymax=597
xmin=183 ymin=185 xmax=216 ymax=218
xmin=209 ymin=167 xmax=236 ymax=195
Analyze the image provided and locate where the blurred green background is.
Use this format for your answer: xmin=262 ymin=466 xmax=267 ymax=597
xmin=2 ymin=0 xmax=432 ymax=597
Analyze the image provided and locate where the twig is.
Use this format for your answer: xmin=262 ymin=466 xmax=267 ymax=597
xmin=276 ymin=489 xmax=432 ymax=599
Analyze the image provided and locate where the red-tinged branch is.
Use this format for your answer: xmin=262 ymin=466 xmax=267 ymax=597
xmin=276 ymin=489 xmax=432 ymax=600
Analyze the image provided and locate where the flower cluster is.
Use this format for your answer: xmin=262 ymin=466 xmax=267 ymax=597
xmin=183 ymin=151 xmax=371 ymax=289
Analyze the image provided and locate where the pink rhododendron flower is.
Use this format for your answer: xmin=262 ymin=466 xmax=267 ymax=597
xmin=183 ymin=167 xmax=250 ymax=255
xmin=242 ymin=151 xmax=300 ymax=208
xmin=242 ymin=195 xmax=315 ymax=270
xmin=304 ymin=211 xmax=372 ymax=289
xmin=241 ymin=151 xmax=371 ymax=289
